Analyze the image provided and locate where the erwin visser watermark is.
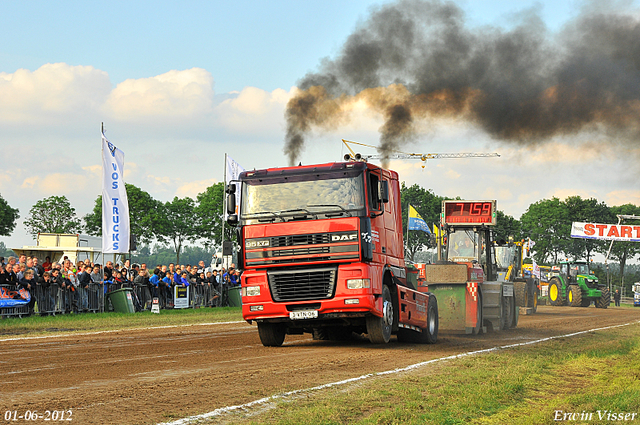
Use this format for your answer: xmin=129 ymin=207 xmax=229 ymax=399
xmin=554 ymin=410 xmax=638 ymax=421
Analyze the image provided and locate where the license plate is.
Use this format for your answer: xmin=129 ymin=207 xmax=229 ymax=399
xmin=289 ymin=310 xmax=318 ymax=320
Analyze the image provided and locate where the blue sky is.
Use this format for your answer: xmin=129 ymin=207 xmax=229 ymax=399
xmin=1 ymin=0 xmax=639 ymax=252
xmin=3 ymin=0 xmax=580 ymax=93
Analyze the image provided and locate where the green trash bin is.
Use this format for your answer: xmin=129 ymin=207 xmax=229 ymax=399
xmin=228 ymin=286 xmax=242 ymax=307
xmin=108 ymin=288 xmax=136 ymax=313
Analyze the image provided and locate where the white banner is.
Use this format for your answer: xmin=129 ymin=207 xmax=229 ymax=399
xmin=102 ymin=132 xmax=130 ymax=253
xmin=225 ymin=155 xmax=245 ymax=219
xmin=532 ymin=258 xmax=541 ymax=279
xmin=571 ymin=221 xmax=640 ymax=242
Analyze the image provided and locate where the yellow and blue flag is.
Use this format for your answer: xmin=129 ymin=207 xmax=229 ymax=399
xmin=408 ymin=205 xmax=431 ymax=234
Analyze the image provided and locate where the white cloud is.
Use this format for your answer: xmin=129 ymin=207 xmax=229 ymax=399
xmin=215 ymin=86 xmax=293 ymax=135
xmin=0 ymin=63 xmax=110 ymax=123
xmin=605 ymin=190 xmax=640 ymax=207
xmin=104 ymin=68 xmax=215 ymax=122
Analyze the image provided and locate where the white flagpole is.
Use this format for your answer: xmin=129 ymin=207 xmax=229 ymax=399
xmin=222 ymin=153 xmax=227 ymax=250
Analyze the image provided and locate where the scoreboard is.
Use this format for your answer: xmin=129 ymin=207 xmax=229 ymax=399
xmin=442 ymin=200 xmax=497 ymax=226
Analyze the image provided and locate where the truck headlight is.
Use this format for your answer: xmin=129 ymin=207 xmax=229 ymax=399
xmin=347 ymin=278 xmax=370 ymax=289
xmin=242 ymin=286 xmax=261 ymax=297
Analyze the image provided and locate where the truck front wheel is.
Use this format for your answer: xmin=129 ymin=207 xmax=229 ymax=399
xmin=257 ymin=322 xmax=286 ymax=347
xmin=367 ymin=285 xmax=393 ymax=344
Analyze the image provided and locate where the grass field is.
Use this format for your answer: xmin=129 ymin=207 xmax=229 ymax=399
xmin=0 ymin=307 xmax=243 ymax=338
xmin=229 ymin=324 xmax=640 ymax=425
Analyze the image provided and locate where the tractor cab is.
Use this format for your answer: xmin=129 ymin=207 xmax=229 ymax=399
xmin=446 ymin=229 xmax=484 ymax=264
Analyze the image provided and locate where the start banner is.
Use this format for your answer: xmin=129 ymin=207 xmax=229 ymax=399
xmin=571 ymin=222 xmax=640 ymax=242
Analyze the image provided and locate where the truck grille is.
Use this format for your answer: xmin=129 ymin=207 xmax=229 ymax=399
xmin=271 ymin=233 xmax=331 ymax=247
xmin=268 ymin=267 xmax=337 ymax=302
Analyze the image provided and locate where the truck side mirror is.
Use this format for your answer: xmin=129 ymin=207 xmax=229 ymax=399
xmin=227 ymin=193 xmax=236 ymax=215
xmin=226 ymin=183 xmax=236 ymax=194
xmin=380 ymin=181 xmax=389 ymax=203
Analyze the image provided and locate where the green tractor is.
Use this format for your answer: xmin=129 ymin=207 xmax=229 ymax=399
xmin=547 ymin=261 xmax=610 ymax=308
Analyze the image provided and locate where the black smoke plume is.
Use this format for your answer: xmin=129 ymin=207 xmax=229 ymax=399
xmin=284 ymin=0 xmax=640 ymax=166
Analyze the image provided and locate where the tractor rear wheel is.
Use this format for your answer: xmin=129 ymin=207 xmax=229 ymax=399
xmin=548 ymin=278 xmax=565 ymax=306
xmin=514 ymin=281 xmax=528 ymax=308
xmin=568 ymin=285 xmax=583 ymax=307
xmin=500 ymin=295 xmax=513 ymax=331
xmin=596 ymin=287 xmax=611 ymax=309
xmin=366 ymin=285 xmax=393 ymax=344
xmin=257 ymin=322 xmax=286 ymax=347
xmin=527 ymin=280 xmax=539 ymax=309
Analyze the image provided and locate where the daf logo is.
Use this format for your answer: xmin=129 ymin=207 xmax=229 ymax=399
xmin=332 ymin=234 xmax=357 ymax=242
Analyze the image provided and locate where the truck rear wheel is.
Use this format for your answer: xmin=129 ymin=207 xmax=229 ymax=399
xmin=396 ymin=294 xmax=438 ymax=344
xmin=327 ymin=327 xmax=354 ymax=341
xmin=312 ymin=328 xmax=329 ymax=340
xmin=257 ymin=322 xmax=286 ymax=347
xmin=596 ymin=287 xmax=611 ymax=309
xmin=548 ymin=278 xmax=565 ymax=306
xmin=423 ymin=294 xmax=438 ymax=343
xmin=366 ymin=285 xmax=393 ymax=344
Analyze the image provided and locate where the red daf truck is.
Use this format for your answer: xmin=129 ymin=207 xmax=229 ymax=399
xmin=225 ymin=160 xmax=438 ymax=346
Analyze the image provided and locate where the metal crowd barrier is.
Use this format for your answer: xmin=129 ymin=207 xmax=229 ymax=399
xmin=31 ymin=283 xmax=105 ymax=315
xmin=32 ymin=283 xmax=63 ymax=315
xmin=1 ymin=283 xmax=107 ymax=318
xmin=77 ymin=283 xmax=105 ymax=313
xmin=191 ymin=283 xmax=221 ymax=308
xmin=133 ymin=284 xmax=153 ymax=311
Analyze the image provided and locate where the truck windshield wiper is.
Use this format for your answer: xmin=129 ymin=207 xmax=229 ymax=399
xmin=243 ymin=211 xmax=281 ymax=220
xmin=307 ymin=204 xmax=353 ymax=217
xmin=276 ymin=208 xmax=317 ymax=220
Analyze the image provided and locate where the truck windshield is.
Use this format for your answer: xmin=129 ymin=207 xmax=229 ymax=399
xmin=241 ymin=173 xmax=365 ymax=223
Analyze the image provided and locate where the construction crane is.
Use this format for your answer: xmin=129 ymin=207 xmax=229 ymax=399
xmin=342 ymin=139 xmax=500 ymax=168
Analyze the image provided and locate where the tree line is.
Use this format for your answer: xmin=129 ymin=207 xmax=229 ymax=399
xmin=400 ymin=185 xmax=640 ymax=286
xmin=0 ymin=184 xmax=229 ymax=264
xmin=2 ymin=185 xmax=639 ymax=272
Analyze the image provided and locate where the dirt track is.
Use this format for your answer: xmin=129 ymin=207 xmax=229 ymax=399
xmin=2 ymin=306 xmax=640 ymax=425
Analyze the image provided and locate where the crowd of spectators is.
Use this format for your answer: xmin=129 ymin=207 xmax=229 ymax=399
xmin=0 ymin=255 xmax=243 ymax=316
